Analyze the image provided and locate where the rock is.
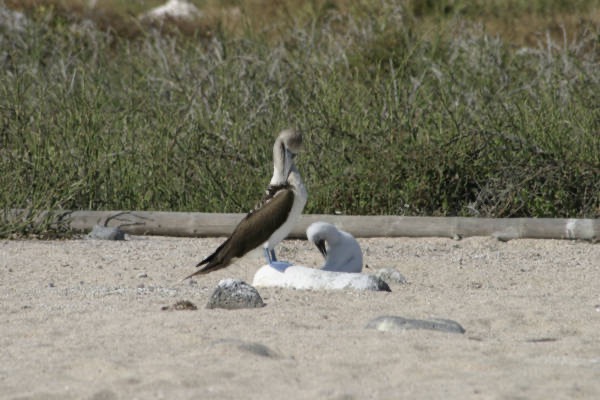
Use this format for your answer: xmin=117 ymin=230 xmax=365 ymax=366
xmin=86 ymin=225 xmax=126 ymax=240
xmin=140 ymin=0 xmax=203 ymax=22
xmin=366 ymin=316 xmax=465 ymax=334
xmin=206 ymin=279 xmax=265 ymax=310
xmin=374 ymin=268 xmax=407 ymax=285
xmin=136 ymin=272 xmax=148 ymax=278
xmin=253 ymin=264 xmax=391 ymax=292
xmin=161 ymin=300 xmax=197 ymax=311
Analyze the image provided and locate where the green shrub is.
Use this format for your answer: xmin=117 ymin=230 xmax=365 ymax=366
xmin=0 ymin=2 xmax=598 ymax=236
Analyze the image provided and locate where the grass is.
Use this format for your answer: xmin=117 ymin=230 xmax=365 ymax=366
xmin=0 ymin=0 xmax=599 ymax=237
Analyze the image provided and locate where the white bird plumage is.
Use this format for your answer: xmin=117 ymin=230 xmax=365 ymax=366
xmin=306 ymin=222 xmax=363 ymax=273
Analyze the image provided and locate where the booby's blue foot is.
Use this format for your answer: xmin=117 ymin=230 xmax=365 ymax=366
xmin=268 ymin=260 xmax=292 ymax=272
xmin=264 ymin=248 xmax=291 ymax=271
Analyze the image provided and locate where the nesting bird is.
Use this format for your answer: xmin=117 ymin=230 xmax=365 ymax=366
xmin=306 ymin=222 xmax=363 ymax=273
xmin=184 ymin=129 xmax=307 ymax=279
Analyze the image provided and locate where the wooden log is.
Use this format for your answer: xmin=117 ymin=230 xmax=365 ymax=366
xmin=5 ymin=210 xmax=599 ymax=240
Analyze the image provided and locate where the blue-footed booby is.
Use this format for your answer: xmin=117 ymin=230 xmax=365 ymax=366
xmin=306 ymin=222 xmax=363 ymax=273
xmin=184 ymin=129 xmax=307 ymax=279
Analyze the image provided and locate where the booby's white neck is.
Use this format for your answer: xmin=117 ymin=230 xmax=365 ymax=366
xmin=264 ymin=164 xmax=307 ymax=251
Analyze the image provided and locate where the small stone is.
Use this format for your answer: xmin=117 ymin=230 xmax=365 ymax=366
xmin=469 ymin=281 xmax=483 ymax=289
xmin=206 ymin=279 xmax=265 ymax=310
xmin=366 ymin=316 xmax=465 ymax=334
xmin=136 ymin=272 xmax=148 ymax=278
xmin=48 ymin=282 xmax=55 ymax=288
xmin=86 ymin=225 xmax=126 ymax=240
xmin=374 ymin=268 xmax=407 ymax=285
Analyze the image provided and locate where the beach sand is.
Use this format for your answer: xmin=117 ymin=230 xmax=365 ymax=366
xmin=1 ymin=235 xmax=599 ymax=399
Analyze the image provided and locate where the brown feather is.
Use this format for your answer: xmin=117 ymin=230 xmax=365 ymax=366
xmin=184 ymin=187 xmax=295 ymax=279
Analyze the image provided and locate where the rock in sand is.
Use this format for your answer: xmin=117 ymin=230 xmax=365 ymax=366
xmin=86 ymin=225 xmax=126 ymax=240
xmin=374 ymin=268 xmax=408 ymax=285
xmin=366 ymin=316 xmax=465 ymax=334
xmin=206 ymin=279 xmax=265 ymax=310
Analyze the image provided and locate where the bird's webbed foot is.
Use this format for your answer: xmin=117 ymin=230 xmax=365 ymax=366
xmin=264 ymin=248 xmax=291 ymax=271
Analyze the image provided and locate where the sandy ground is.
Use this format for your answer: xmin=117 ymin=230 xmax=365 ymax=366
xmin=1 ymin=235 xmax=599 ymax=399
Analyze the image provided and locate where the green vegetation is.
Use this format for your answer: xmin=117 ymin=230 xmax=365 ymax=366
xmin=1 ymin=0 xmax=599 ymax=236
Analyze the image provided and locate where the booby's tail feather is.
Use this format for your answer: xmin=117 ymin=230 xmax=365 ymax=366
xmin=183 ymin=258 xmax=231 ymax=280
xmin=181 ymin=239 xmax=229 ymax=280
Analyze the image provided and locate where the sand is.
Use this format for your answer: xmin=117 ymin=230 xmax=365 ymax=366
xmin=1 ymin=235 xmax=599 ymax=399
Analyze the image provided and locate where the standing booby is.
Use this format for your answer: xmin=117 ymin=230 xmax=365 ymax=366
xmin=306 ymin=222 xmax=363 ymax=273
xmin=184 ymin=129 xmax=307 ymax=279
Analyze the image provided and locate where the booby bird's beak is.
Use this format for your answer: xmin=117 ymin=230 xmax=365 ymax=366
xmin=285 ymin=148 xmax=296 ymax=179
xmin=314 ymin=239 xmax=327 ymax=258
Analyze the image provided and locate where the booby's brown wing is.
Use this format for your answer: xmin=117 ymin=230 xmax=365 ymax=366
xmin=184 ymin=187 xmax=295 ymax=278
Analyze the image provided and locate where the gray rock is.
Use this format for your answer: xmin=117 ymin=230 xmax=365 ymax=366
xmin=366 ymin=316 xmax=465 ymax=334
xmin=140 ymin=0 xmax=203 ymax=22
xmin=374 ymin=268 xmax=408 ymax=285
xmin=206 ymin=279 xmax=265 ymax=310
xmin=86 ymin=225 xmax=126 ymax=240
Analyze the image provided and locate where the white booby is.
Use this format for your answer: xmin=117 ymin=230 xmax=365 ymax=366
xmin=306 ymin=222 xmax=363 ymax=273
xmin=184 ymin=129 xmax=307 ymax=279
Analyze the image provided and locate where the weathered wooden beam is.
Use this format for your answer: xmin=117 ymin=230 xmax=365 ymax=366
xmin=5 ymin=210 xmax=598 ymax=240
